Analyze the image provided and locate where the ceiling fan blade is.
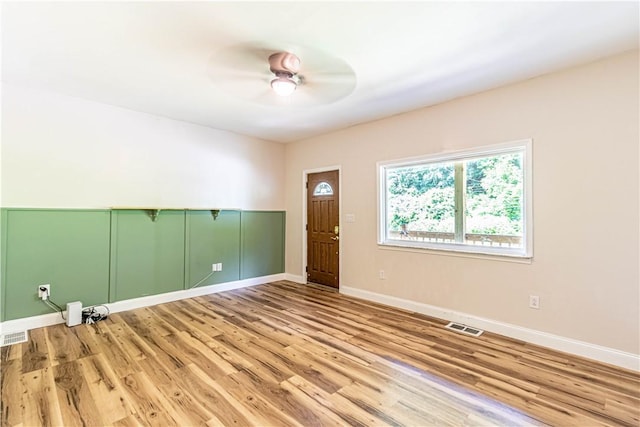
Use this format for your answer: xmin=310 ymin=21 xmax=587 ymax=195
xmin=300 ymin=77 xmax=357 ymax=105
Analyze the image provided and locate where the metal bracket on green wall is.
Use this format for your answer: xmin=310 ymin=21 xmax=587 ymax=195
xmin=210 ymin=210 xmax=220 ymax=220
xmin=144 ymin=209 xmax=161 ymax=222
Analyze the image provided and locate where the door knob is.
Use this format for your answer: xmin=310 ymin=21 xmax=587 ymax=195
xmin=331 ymin=236 xmax=339 ymax=241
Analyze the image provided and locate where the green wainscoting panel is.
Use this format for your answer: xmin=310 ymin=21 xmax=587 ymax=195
xmin=185 ymin=210 xmax=241 ymax=288
xmin=110 ymin=210 xmax=186 ymax=302
xmin=1 ymin=209 xmax=111 ymax=321
xmin=1 ymin=208 xmax=285 ymax=322
xmin=240 ymin=211 xmax=285 ymax=279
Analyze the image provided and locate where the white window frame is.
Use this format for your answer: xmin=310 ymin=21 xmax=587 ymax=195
xmin=378 ymin=139 xmax=533 ymax=259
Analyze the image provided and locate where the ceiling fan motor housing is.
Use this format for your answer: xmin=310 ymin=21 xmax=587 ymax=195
xmin=269 ymin=52 xmax=301 ymax=75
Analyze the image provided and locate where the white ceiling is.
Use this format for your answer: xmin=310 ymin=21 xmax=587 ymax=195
xmin=2 ymin=1 xmax=638 ymax=143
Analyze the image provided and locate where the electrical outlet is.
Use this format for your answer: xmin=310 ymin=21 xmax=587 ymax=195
xmin=217 ymin=263 xmax=222 ymax=271
xmin=38 ymin=284 xmax=51 ymax=300
xmin=529 ymin=295 xmax=540 ymax=309
xmin=379 ymin=270 xmax=386 ymax=280
xmin=212 ymin=263 xmax=217 ymax=272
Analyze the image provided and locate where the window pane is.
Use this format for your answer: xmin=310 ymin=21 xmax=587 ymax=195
xmin=379 ymin=140 xmax=530 ymax=257
xmin=464 ymin=153 xmax=523 ymax=248
xmin=386 ymin=162 xmax=455 ymax=241
xmin=313 ymin=182 xmax=333 ymax=196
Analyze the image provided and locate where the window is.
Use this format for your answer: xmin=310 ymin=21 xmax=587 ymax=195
xmin=378 ymin=140 xmax=532 ymax=258
xmin=313 ymin=182 xmax=334 ymax=196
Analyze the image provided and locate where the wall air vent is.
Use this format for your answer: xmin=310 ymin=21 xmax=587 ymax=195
xmin=0 ymin=330 xmax=28 ymax=347
xmin=445 ymin=322 xmax=484 ymax=337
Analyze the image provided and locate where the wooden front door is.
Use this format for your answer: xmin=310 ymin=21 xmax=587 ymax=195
xmin=307 ymin=170 xmax=339 ymax=288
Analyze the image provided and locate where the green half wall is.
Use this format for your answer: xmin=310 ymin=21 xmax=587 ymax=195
xmin=1 ymin=208 xmax=285 ymax=321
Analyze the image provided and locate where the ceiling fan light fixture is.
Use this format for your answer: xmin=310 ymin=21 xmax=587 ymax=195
xmin=271 ymin=74 xmax=297 ymax=96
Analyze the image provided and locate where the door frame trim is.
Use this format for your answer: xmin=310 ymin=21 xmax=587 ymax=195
xmin=302 ymin=165 xmax=342 ymax=287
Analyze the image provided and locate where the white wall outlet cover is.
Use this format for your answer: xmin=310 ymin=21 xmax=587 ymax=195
xmin=38 ymin=284 xmax=51 ymax=300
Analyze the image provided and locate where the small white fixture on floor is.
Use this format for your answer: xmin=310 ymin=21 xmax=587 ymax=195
xmin=66 ymin=301 xmax=83 ymax=327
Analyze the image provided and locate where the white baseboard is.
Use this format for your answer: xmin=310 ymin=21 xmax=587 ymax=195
xmin=0 ymin=311 xmax=65 ymax=335
xmin=284 ymin=273 xmax=306 ymax=284
xmin=0 ymin=274 xmax=285 ymax=335
xmin=340 ymin=285 xmax=640 ymax=372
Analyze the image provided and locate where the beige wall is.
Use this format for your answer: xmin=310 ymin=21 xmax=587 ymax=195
xmin=1 ymin=84 xmax=285 ymax=210
xmin=284 ymin=50 xmax=639 ymax=354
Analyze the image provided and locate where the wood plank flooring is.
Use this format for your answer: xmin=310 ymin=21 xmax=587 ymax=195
xmin=2 ymin=280 xmax=639 ymax=426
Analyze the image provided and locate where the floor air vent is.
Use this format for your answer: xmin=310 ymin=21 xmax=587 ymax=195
xmin=445 ymin=322 xmax=484 ymax=337
xmin=0 ymin=331 xmax=28 ymax=347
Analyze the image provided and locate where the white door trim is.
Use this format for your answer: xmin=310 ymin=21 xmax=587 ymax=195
xmin=302 ymin=166 xmax=342 ymax=287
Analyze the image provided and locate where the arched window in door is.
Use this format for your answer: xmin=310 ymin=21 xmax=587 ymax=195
xmin=313 ymin=182 xmax=334 ymax=196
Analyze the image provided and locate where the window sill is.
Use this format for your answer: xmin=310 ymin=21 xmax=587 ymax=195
xmin=378 ymin=242 xmax=533 ymax=264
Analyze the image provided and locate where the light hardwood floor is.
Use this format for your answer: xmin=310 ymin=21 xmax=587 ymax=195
xmin=1 ymin=281 xmax=639 ymax=426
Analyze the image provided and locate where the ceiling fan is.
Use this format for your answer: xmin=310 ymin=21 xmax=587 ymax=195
xmin=268 ymin=51 xmax=301 ymax=97
xmin=207 ymin=43 xmax=357 ymax=106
